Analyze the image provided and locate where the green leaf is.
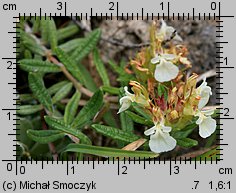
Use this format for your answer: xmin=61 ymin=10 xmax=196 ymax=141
xmin=120 ymin=112 xmax=134 ymax=133
xmin=108 ymin=60 xmax=134 ymax=84
xmin=57 ymin=24 xmax=79 ymax=41
xmin=103 ymin=110 xmax=118 ymax=128
xmin=76 ymin=63 xmax=97 ymax=92
xmin=52 ymin=82 xmax=73 ymax=104
xmin=71 ymin=29 xmax=101 ymax=62
xmin=177 ymin=138 xmax=198 ymax=148
xmin=40 ymin=17 xmax=57 ymax=52
xmin=108 ymin=60 xmax=124 ymax=74
xmin=125 ymin=111 xmax=153 ymax=126
xmin=17 ymin=105 xmax=43 ymax=115
xmin=55 ymin=47 xmax=97 ymax=91
xmin=28 ymin=73 xmax=53 ymax=112
xmin=93 ymin=48 xmax=110 ymax=86
xmin=32 ymin=17 xmax=40 ymax=33
xmin=47 ymin=81 xmax=70 ymax=95
xmin=47 ymin=18 xmax=58 ymax=52
xmin=16 ymin=118 xmax=34 ymax=147
xmin=64 ymin=91 xmax=81 ymax=125
xmin=64 ymin=144 xmax=158 ymax=158
xmin=101 ymin=86 xmax=120 ymax=95
xmin=19 ymin=59 xmax=61 ymax=73
xmin=20 ymin=30 xmax=45 ymax=56
xmin=92 ymin=124 xmax=139 ymax=144
xmin=132 ymin=102 xmax=152 ymax=121
xmin=59 ymin=38 xmax=85 ymax=53
xmin=72 ymin=89 xmax=103 ymax=129
xmin=44 ymin=116 xmax=91 ymax=144
xmin=27 ymin=130 xmax=65 ymax=144
xmin=19 ymin=94 xmax=34 ymax=103
xmin=172 ymin=122 xmax=197 ymax=139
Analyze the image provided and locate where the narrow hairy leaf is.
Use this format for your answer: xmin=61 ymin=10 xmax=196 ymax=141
xmin=55 ymin=47 xmax=97 ymax=91
xmin=93 ymin=48 xmax=110 ymax=86
xmin=27 ymin=130 xmax=65 ymax=144
xmin=52 ymin=82 xmax=73 ymax=104
xmin=19 ymin=59 xmax=60 ymax=73
xmin=28 ymin=73 xmax=53 ymax=112
xmin=47 ymin=18 xmax=58 ymax=52
xmin=125 ymin=111 xmax=153 ymax=126
xmin=64 ymin=91 xmax=81 ymax=125
xmin=64 ymin=144 xmax=158 ymax=158
xmin=17 ymin=105 xmax=43 ymax=115
xmin=19 ymin=94 xmax=34 ymax=102
xmin=101 ymin=86 xmax=120 ymax=95
xmin=59 ymin=38 xmax=85 ymax=53
xmin=108 ymin=60 xmax=124 ymax=74
xmin=132 ymin=102 xmax=152 ymax=121
xmin=103 ymin=110 xmax=118 ymax=127
xmin=92 ymin=124 xmax=139 ymax=144
xmin=57 ymin=25 xmax=79 ymax=41
xmin=16 ymin=118 xmax=34 ymax=147
xmin=32 ymin=17 xmax=40 ymax=33
xmin=76 ymin=63 xmax=97 ymax=92
xmin=40 ymin=19 xmax=49 ymax=43
xmin=20 ymin=30 xmax=45 ymax=56
xmin=177 ymin=138 xmax=198 ymax=148
xmin=47 ymin=81 xmax=69 ymax=95
xmin=120 ymin=112 xmax=134 ymax=133
xmin=72 ymin=89 xmax=103 ymax=129
xmin=40 ymin=17 xmax=57 ymax=51
xmin=172 ymin=122 xmax=197 ymax=139
xmin=71 ymin=29 xmax=101 ymax=62
xmin=44 ymin=116 xmax=91 ymax=144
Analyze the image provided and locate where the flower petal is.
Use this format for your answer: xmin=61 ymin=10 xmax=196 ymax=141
xmin=151 ymin=55 xmax=160 ymax=64
xmin=154 ymin=60 xmax=179 ymax=82
xmin=124 ymin=86 xmax=134 ymax=98
xmin=165 ymin=26 xmax=175 ymax=40
xmin=160 ymin=122 xmax=172 ymax=132
xmin=199 ymin=117 xmax=216 ymax=138
xmin=197 ymin=78 xmax=212 ymax=109
xmin=202 ymin=108 xmax=215 ymax=116
xmin=118 ymin=96 xmax=132 ymax=114
xmin=144 ymin=125 xmax=156 ymax=136
xmin=196 ymin=115 xmax=203 ymax=125
xmin=149 ymin=130 xmax=176 ymax=153
xmin=161 ymin=54 xmax=176 ymax=61
xmin=198 ymin=87 xmax=211 ymax=109
xmin=173 ymin=34 xmax=183 ymax=41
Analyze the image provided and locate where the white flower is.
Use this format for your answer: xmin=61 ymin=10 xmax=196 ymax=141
xmin=151 ymin=53 xmax=179 ymax=82
xmin=195 ymin=108 xmax=216 ymax=138
xmin=196 ymin=78 xmax=212 ymax=109
xmin=118 ymin=86 xmax=149 ymax=114
xmin=118 ymin=86 xmax=135 ymax=114
xmin=144 ymin=121 xmax=176 ymax=153
xmin=157 ymin=20 xmax=182 ymax=41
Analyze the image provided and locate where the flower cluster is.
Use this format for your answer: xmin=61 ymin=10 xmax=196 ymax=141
xmin=118 ymin=20 xmax=216 ymax=153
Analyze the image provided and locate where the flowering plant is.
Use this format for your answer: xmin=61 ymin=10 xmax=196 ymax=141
xmin=17 ymin=17 xmax=218 ymax=160
xmin=118 ymin=20 xmax=216 ymax=153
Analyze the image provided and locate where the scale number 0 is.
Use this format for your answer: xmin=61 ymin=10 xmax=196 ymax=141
xmin=6 ymin=163 xmax=26 ymax=174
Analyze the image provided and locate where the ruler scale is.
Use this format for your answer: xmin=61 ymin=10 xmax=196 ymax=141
xmin=0 ymin=0 xmax=235 ymax=192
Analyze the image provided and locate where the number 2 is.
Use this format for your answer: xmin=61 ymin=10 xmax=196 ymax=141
xmin=109 ymin=2 xmax=115 ymax=10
